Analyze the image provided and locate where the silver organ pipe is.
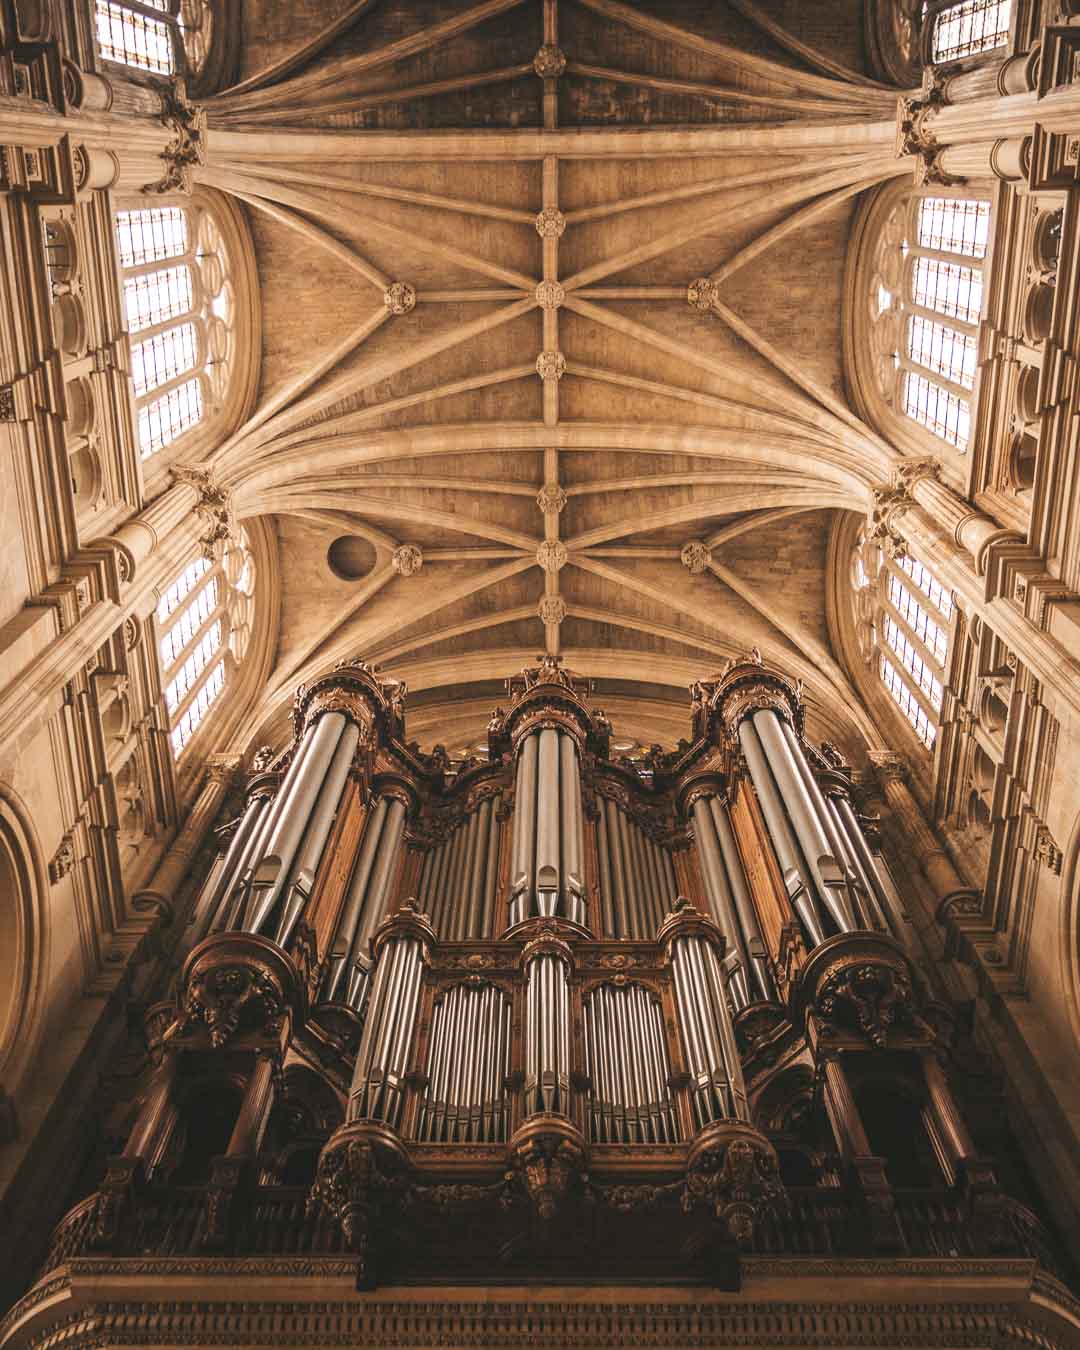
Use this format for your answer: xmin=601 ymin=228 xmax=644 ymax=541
xmin=737 ymin=718 xmax=827 ymax=949
xmin=594 ymin=797 xmax=675 ymax=939
xmin=523 ymin=948 xmax=571 ymax=1116
xmin=247 ymin=712 xmax=348 ymax=935
xmin=661 ymin=907 xmax=750 ymax=1129
xmin=346 ymin=914 xmax=432 ymax=1129
xmin=584 ymin=983 xmax=678 ymax=1143
xmin=185 ymin=791 xmax=266 ymax=950
xmin=423 ymin=794 xmax=502 ymax=940
xmin=508 ymin=728 xmax=588 ymax=928
xmin=417 ymin=983 xmax=511 ymax=1143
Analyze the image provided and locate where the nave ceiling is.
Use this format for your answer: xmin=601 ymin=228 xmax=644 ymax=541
xmin=199 ymin=0 xmax=904 ymax=762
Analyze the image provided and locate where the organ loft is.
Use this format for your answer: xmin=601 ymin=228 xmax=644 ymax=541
xmin=3 ymin=0 xmax=1080 ymax=1346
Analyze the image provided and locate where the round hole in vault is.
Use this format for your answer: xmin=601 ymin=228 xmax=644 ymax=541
xmin=327 ymin=535 xmax=377 ymax=581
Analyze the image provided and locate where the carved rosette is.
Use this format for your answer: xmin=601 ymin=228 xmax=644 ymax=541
xmin=537 ymin=539 xmax=568 ymax=572
xmin=680 ymin=539 xmax=712 ymax=574
xmin=503 ymin=1115 xmax=588 ymax=1222
xmin=687 ymin=278 xmax=719 ymax=311
xmin=798 ymin=933 xmax=926 ymax=1050
xmin=535 ymin=207 xmax=567 ymax=238
xmin=536 ymin=482 xmax=567 ymax=514
xmin=383 ymin=281 xmax=416 ymax=315
xmin=308 ymin=1122 xmax=410 ymax=1268
xmin=536 ymin=350 xmax=567 ymax=381
xmin=538 ymin=595 xmax=567 ymax=625
xmin=392 ymin=543 xmax=423 ymax=576
xmin=682 ymin=1122 xmax=786 ymax=1247
xmin=170 ymin=932 xmax=302 ymax=1050
xmin=535 ymin=281 xmax=565 ymax=310
xmin=533 ymin=44 xmax=567 ymax=79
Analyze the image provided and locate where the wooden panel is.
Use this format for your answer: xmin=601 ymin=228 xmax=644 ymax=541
xmin=672 ymin=841 xmax=706 ymax=910
xmin=729 ymin=779 xmax=790 ymax=966
xmin=307 ymin=776 xmax=368 ymax=965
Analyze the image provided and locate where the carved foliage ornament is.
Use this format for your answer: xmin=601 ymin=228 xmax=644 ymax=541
xmin=680 ymin=539 xmax=712 ymax=574
xmin=535 ymin=207 xmax=566 ymax=238
xmin=687 ymin=278 xmax=719 ymax=311
xmin=172 ymin=465 xmax=237 ymax=561
xmin=503 ymin=1122 xmax=587 ymax=1222
xmin=815 ymin=953 xmax=917 ymax=1049
xmin=536 ymin=482 xmax=567 ymax=514
xmin=392 ymin=543 xmax=423 ymax=577
xmin=535 ymin=281 xmax=565 ymax=310
xmin=533 ymin=45 xmax=567 ymax=79
xmin=146 ymin=78 xmax=206 ymax=195
xmin=383 ymin=281 xmax=416 ymax=315
xmin=176 ymin=961 xmax=286 ymax=1049
xmin=307 ymin=1133 xmax=406 ymax=1260
xmin=536 ymin=351 xmax=566 ymax=381
xmin=537 ymin=539 xmax=568 ymax=572
xmin=682 ymin=1128 xmax=786 ymax=1247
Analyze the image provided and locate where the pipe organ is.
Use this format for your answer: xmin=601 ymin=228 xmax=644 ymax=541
xmin=53 ymin=653 xmax=1064 ymax=1291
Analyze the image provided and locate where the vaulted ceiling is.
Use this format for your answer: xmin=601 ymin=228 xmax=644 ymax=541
xmin=204 ymin=0 xmax=907 ymax=763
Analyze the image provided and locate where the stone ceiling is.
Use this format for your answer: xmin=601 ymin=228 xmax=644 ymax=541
xmin=202 ymin=0 xmax=905 ymax=763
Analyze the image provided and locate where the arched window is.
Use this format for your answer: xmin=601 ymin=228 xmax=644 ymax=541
xmin=157 ymin=534 xmax=255 ymax=758
xmin=94 ymin=1 xmax=214 ymax=79
xmin=114 ymin=195 xmax=239 ymax=465
xmin=922 ymin=1 xmax=1012 ymax=64
xmin=853 ymin=536 xmax=954 ymax=751
xmin=855 ymin=186 xmax=993 ymax=460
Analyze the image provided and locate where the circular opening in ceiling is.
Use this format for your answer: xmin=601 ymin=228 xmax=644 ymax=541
xmin=327 ymin=535 xmax=377 ymax=581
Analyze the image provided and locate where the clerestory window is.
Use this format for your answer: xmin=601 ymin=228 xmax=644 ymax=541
xmin=114 ymin=199 xmax=235 ymax=465
xmin=157 ymin=538 xmax=255 ymax=758
xmin=854 ymin=539 xmax=954 ymax=751
xmin=94 ymin=0 xmax=215 ymax=78
xmin=921 ymin=1 xmax=1012 ymax=64
xmin=871 ymin=193 xmax=992 ymax=455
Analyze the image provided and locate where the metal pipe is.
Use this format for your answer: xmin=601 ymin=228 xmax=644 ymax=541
xmin=276 ymin=721 xmax=360 ymax=948
xmin=250 ymin=712 xmax=347 ymax=933
xmin=691 ymin=796 xmax=751 ymax=1009
xmin=604 ymin=797 xmax=628 ymax=939
xmin=711 ymin=797 xmax=776 ymax=1003
xmin=737 ymin=719 xmax=826 ymax=949
xmin=836 ymin=796 xmax=896 ymax=934
xmin=626 ymin=818 xmax=651 ymax=940
xmin=431 ymin=832 xmax=452 ymax=928
xmin=513 ymin=733 xmax=540 ymax=922
xmin=461 ymin=803 xmax=484 ymax=939
xmin=756 ymin=711 xmax=851 ymax=935
xmin=535 ymin=729 xmax=561 ymax=913
xmin=217 ymin=798 xmax=270 ymax=932
xmin=479 ymin=794 xmax=500 ymax=939
xmin=573 ymin=743 xmax=588 ymax=927
xmin=613 ymin=804 xmax=642 ymax=938
xmin=189 ymin=793 xmax=260 ymax=946
xmin=559 ymin=734 xmax=585 ymax=923
xmin=661 ymin=846 xmax=678 ymax=911
xmin=596 ymin=806 xmax=615 ymax=939
xmin=236 ymin=723 xmax=317 ymax=921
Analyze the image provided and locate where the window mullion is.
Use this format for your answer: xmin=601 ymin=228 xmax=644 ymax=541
xmin=121 ymin=248 xmax=195 ymax=282
xmin=131 ymin=308 xmax=199 ymax=345
xmin=906 ymin=297 xmax=979 ymax=336
xmin=898 ymin=350 xmax=971 ymax=402
xmin=169 ymin=657 xmax=223 ymax=730
xmin=136 ymin=362 xmax=203 ymax=410
xmin=879 ymin=635 xmax=939 ymax=725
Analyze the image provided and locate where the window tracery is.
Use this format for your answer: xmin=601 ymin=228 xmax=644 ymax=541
xmin=157 ymin=537 xmax=254 ymax=758
xmin=94 ymin=0 xmax=215 ymax=79
xmin=114 ymin=198 xmax=236 ymax=465
xmin=860 ymin=188 xmax=993 ymax=458
xmin=853 ymin=538 xmax=954 ymax=752
xmin=922 ymin=1 xmax=1012 ymax=64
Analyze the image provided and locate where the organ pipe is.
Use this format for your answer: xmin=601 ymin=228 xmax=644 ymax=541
xmin=509 ymin=727 xmax=588 ymax=928
xmin=346 ymin=911 xmax=432 ymax=1128
xmin=584 ymin=983 xmax=678 ymax=1143
xmin=593 ymin=796 xmax=675 ymax=939
xmin=424 ymin=794 xmax=502 ymax=940
xmin=419 ymin=983 xmax=511 ymax=1143
xmin=661 ymin=906 xmax=750 ymax=1128
xmin=523 ymin=945 xmax=572 ymax=1116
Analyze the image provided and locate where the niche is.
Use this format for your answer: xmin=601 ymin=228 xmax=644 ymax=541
xmin=171 ymin=1077 xmax=245 ymax=1185
xmin=327 ymin=534 xmax=377 ymax=581
xmin=1023 ymin=281 xmax=1055 ymax=344
xmin=1032 ymin=209 xmax=1063 ymax=272
xmin=854 ymin=1074 xmax=942 ymax=1188
xmin=1008 ymin=430 xmax=1038 ymax=493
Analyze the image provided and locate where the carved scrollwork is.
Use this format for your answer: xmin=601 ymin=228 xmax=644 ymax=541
xmin=170 ymin=934 xmax=300 ymax=1050
xmin=800 ymin=935 xmax=927 ymax=1050
xmin=307 ymin=1124 xmax=410 ymax=1271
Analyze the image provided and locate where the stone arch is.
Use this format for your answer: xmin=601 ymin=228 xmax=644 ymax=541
xmin=0 ymin=783 xmax=49 ymax=1095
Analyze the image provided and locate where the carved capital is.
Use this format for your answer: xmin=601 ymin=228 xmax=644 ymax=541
xmin=145 ymin=77 xmax=206 ymax=194
xmin=169 ymin=932 xmax=301 ymax=1050
xmin=172 ymin=465 xmax=237 ymax=562
xmin=867 ymin=750 xmax=908 ymax=786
